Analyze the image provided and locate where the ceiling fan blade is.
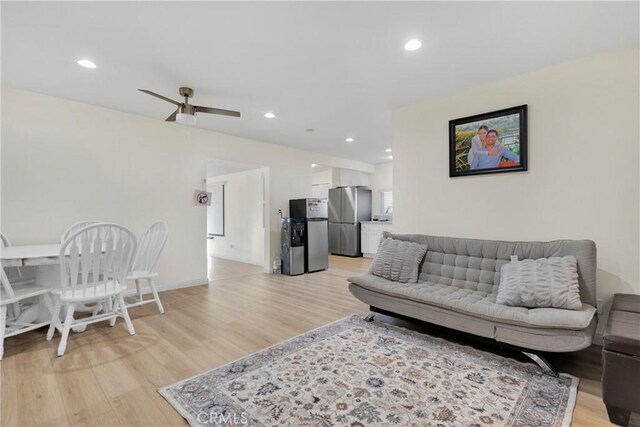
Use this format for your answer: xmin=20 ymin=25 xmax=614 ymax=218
xmin=165 ymin=109 xmax=178 ymax=122
xmin=138 ymin=89 xmax=181 ymax=106
xmin=194 ymin=106 xmax=241 ymax=117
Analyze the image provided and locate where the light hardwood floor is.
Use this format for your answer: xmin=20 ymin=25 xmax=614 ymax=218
xmin=0 ymin=256 xmax=617 ymax=426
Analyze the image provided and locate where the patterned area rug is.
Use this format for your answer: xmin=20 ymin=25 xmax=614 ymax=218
xmin=160 ymin=315 xmax=578 ymax=427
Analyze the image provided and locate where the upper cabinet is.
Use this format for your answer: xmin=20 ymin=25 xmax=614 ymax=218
xmin=332 ymin=168 xmax=370 ymax=187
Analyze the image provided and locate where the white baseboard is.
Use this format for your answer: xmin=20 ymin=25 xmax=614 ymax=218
xmin=129 ymin=277 xmax=209 ymax=297
xmin=159 ymin=277 xmax=209 ymax=292
xmin=209 ymin=253 xmax=263 ymax=267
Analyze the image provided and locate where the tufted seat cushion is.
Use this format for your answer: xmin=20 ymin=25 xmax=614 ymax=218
xmin=348 ymin=273 xmax=596 ymax=330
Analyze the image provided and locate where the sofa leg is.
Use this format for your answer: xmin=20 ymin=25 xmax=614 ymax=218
xmin=364 ymin=313 xmax=376 ymax=322
xmin=521 ymin=351 xmax=558 ymax=377
xmin=605 ymin=405 xmax=631 ymax=426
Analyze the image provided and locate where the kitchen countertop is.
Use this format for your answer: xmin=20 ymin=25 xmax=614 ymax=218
xmin=361 ymin=221 xmax=393 ymax=225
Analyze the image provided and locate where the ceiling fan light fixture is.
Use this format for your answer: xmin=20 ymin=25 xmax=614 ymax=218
xmin=176 ymin=113 xmax=196 ymax=125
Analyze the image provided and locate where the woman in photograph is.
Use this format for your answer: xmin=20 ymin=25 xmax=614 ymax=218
xmin=469 ymin=129 xmax=519 ymax=170
xmin=467 ymin=125 xmax=503 ymax=167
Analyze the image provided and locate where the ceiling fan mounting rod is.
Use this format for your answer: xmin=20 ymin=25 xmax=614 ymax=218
xmin=179 ymin=87 xmax=194 ymax=114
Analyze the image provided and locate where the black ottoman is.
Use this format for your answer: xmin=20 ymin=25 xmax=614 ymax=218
xmin=602 ymin=294 xmax=640 ymax=426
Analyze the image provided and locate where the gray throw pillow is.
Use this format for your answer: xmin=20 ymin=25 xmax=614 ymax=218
xmin=497 ymin=256 xmax=582 ymax=310
xmin=369 ymin=238 xmax=427 ymax=283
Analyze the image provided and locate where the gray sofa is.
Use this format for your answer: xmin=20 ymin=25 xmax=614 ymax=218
xmin=348 ymin=232 xmax=598 ymax=354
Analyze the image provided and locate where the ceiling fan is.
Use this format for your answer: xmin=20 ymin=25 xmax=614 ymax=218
xmin=138 ymin=87 xmax=241 ymax=125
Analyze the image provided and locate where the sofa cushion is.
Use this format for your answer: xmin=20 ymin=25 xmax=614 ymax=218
xmin=497 ymin=256 xmax=582 ymax=310
xmin=369 ymin=238 xmax=427 ymax=283
xmin=348 ymin=273 xmax=596 ymax=330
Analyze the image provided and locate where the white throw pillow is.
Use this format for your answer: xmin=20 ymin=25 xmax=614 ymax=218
xmin=497 ymin=256 xmax=582 ymax=310
xmin=369 ymin=238 xmax=427 ymax=283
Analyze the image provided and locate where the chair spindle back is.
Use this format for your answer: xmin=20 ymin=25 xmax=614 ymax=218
xmin=59 ymin=223 xmax=136 ymax=298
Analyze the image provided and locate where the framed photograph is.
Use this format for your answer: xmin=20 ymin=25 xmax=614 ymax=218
xmin=449 ymin=105 xmax=527 ymax=177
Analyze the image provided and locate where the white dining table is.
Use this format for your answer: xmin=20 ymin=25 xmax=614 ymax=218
xmin=2 ymin=243 xmax=113 ymax=332
xmin=1 ymin=243 xmax=62 ymax=268
xmin=1 ymin=243 xmax=66 ymax=325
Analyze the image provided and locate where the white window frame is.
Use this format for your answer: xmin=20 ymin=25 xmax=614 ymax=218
xmin=380 ymin=190 xmax=393 ymax=214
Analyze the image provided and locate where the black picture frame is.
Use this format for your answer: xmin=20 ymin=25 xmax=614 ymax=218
xmin=449 ymin=105 xmax=527 ymax=177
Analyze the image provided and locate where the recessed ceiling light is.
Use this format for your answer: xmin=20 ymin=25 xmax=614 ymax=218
xmin=345 ymin=137 xmax=355 ymax=143
xmin=311 ymin=163 xmax=318 ymax=167
xmin=385 ymin=148 xmax=392 ymax=152
xmin=264 ymin=112 xmax=276 ymax=119
xmin=387 ymin=155 xmax=393 ymax=160
xmin=404 ymin=39 xmax=422 ymax=51
xmin=77 ymin=59 xmax=97 ymax=69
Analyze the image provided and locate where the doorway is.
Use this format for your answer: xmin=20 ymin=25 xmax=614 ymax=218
xmin=206 ymin=159 xmax=268 ymax=281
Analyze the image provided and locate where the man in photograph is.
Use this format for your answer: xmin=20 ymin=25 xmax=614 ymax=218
xmin=469 ymin=130 xmax=520 ymax=170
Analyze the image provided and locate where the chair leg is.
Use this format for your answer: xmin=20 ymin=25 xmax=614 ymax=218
xmin=11 ymin=302 xmax=20 ymax=319
xmin=135 ymin=279 xmax=143 ymax=302
xmin=116 ymin=294 xmax=135 ymax=335
xmin=108 ymin=297 xmax=116 ymax=327
xmin=57 ymin=304 xmax=75 ymax=357
xmin=91 ymin=301 xmax=104 ymax=316
xmin=149 ymin=278 xmax=164 ymax=314
xmin=46 ymin=299 xmax=62 ymax=341
xmin=0 ymin=305 xmax=7 ymax=360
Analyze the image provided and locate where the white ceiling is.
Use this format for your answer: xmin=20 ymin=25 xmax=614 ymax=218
xmin=2 ymin=2 xmax=638 ymax=164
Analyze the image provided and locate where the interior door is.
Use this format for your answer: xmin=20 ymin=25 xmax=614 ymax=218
xmin=340 ymin=223 xmax=360 ymax=256
xmin=328 ymin=188 xmax=342 ymax=223
xmin=328 ymin=222 xmax=341 ymax=254
xmin=340 ymin=187 xmax=357 ymax=223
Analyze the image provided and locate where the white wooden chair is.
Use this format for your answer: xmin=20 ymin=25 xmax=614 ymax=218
xmin=125 ymin=221 xmax=168 ymax=314
xmin=60 ymin=220 xmax=101 ymax=243
xmin=60 ymin=221 xmax=107 ymax=331
xmin=47 ymin=223 xmax=137 ymax=356
xmin=0 ymin=233 xmax=23 ymax=318
xmin=0 ymin=233 xmax=51 ymax=360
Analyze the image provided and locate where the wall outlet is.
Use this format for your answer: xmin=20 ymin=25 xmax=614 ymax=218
xmin=230 ymin=244 xmax=235 ymax=249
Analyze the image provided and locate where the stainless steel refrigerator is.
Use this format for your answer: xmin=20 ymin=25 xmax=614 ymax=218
xmin=328 ymin=187 xmax=372 ymax=256
xmin=289 ymin=198 xmax=329 ymax=272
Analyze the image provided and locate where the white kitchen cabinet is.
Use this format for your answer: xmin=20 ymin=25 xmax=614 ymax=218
xmin=332 ymin=168 xmax=370 ymax=187
xmin=361 ymin=222 xmax=393 ymax=257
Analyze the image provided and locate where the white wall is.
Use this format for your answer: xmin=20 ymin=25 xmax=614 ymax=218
xmin=312 ymin=169 xmax=330 ymax=185
xmin=393 ymin=46 xmax=639 ymax=311
xmin=371 ymin=162 xmax=393 ymax=215
xmin=206 ymin=168 xmax=265 ymax=267
xmin=1 ymin=86 xmax=374 ymax=288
